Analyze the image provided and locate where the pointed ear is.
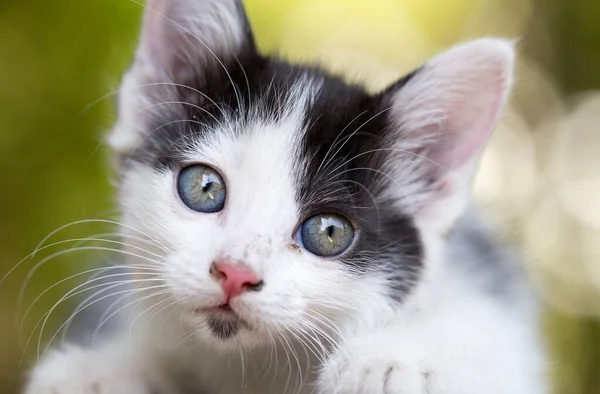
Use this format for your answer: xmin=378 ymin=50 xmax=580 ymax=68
xmin=381 ymin=39 xmax=515 ymax=232
xmin=136 ymin=0 xmax=256 ymax=80
xmin=109 ymin=0 xmax=257 ymax=153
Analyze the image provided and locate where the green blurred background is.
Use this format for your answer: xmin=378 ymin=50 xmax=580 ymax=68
xmin=1 ymin=0 xmax=599 ymax=393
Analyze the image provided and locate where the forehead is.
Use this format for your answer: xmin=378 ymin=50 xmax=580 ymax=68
xmin=179 ymin=85 xmax=314 ymax=235
xmin=127 ymin=58 xmax=387 ymax=217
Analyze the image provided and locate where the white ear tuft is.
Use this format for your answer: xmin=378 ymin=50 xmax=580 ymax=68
xmin=384 ymin=38 xmax=516 ymax=231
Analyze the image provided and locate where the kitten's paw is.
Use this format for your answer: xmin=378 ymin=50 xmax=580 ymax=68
xmin=23 ymin=345 xmax=155 ymax=394
xmin=317 ymin=338 xmax=428 ymax=394
xmin=316 ymin=327 xmax=546 ymax=394
xmin=318 ymin=357 xmax=426 ymax=394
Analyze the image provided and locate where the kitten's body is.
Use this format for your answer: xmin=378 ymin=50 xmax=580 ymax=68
xmin=24 ymin=1 xmax=547 ymax=393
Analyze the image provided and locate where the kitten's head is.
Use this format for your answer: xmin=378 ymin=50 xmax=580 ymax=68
xmin=111 ymin=0 xmax=514 ymax=350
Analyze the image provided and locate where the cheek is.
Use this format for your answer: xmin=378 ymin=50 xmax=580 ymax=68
xmin=281 ymin=259 xmax=392 ymax=323
xmin=255 ymin=257 xmax=352 ymax=315
xmin=291 ymin=258 xmax=351 ymax=293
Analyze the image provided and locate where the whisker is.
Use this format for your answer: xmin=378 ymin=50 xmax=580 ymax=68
xmin=19 ymin=279 xmax=152 ymax=366
xmin=157 ymin=300 xmax=181 ymax=344
xmin=147 ymin=298 xmax=178 ymax=327
xmin=19 ymin=264 xmax=160 ymax=345
xmin=91 ymin=290 xmax=140 ymax=344
xmin=298 ymin=316 xmax=340 ymax=355
xmin=24 ymin=276 xmax=164 ymax=356
xmin=274 ymin=330 xmax=293 ymax=393
xmin=325 ymin=166 xmax=416 ymax=213
xmin=263 ymin=327 xmax=278 ymax=381
xmin=293 ymin=321 xmax=330 ymax=360
xmin=279 ymin=328 xmax=303 ymax=391
xmin=39 ymin=284 xmax=169 ymax=360
xmin=234 ymin=55 xmax=252 ymax=106
xmin=17 ymin=242 xmax=167 ymax=319
xmin=1 ymin=220 xmax=167 ymax=288
xmin=37 ymin=219 xmax=169 ymax=254
xmin=71 ymin=232 xmax=168 ymax=250
xmin=137 ymin=101 xmax=222 ymax=127
xmin=318 ymin=106 xmax=395 ymax=177
xmin=315 ymin=110 xmax=368 ymax=175
xmin=55 ymin=288 xmax=170 ymax=358
xmin=82 ymin=80 xmax=229 ymax=165
xmin=127 ymin=294 xmax=173 ymax=339
xmin=81 ymin=82 xmax=227 ymax=118
xmin=26 ymin=276 xmax=154 ymax=344
xmin=289 ymin=321 xmax=322 ymax=365
xmin=122 ymin=118 xmax=210 ymax=168
xmin=239 ymin=342 xmax=247 ymax=389
xmin=286 ymin=329 xmax=311 ymax=394
xmin=58 ymin=271 xmax=165 ymax=345
xmin=326 ymin=147 xmax=444 ymax=178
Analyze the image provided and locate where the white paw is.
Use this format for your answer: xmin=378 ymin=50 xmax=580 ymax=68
xmin=318 ymin=354 xmax=428 ymax=394
xmin=316 ymin=334 xmax=430 ymax=394
xmin=23 ymin=345 xmax=152 ymax=394
xmin=315 ymin=326 xmax=547 ymax=394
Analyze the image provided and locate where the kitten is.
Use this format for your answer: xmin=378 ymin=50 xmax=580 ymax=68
xmin=24 ymin=0 xmax=548 ymax=393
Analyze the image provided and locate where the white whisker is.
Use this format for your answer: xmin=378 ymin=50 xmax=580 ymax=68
xmin=17 ymin=243 xmax=167 ymax=322
xmin=39 ymin=284 xmax=169 ymax=359
xmin=19 ymin=264 xmax=160 ymax=346
xmin=315 ymin=110 xmax=368 ymax=175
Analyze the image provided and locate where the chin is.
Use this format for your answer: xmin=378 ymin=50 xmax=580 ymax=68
xmin=187 ymin=308 xmax=273 ymax=351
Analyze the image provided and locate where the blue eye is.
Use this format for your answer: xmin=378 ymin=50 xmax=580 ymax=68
xmin=178 ymin=164 xmax=226 ymax=213
xmin=298 ymin=214 xmax=354 ymax=257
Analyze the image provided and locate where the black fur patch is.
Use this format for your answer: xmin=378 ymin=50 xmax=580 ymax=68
xmin=296 ymin=73 xmax=423 ymax=301
xmin=207 ymin=314 xmax=239 ymax=339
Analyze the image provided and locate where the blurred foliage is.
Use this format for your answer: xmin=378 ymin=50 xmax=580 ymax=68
xmin=0 ymin=0 xmax=599 ymax=393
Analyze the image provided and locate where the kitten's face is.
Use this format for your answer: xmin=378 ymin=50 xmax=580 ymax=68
xmin=118 ymin=70 xmax=421 ymax=347
xmin=112 ymin=0 xmax=513 ymax=349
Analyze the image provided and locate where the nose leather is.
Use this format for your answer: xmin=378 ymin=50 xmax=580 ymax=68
xmin=211 ymin=262 xmax=262 ymax=301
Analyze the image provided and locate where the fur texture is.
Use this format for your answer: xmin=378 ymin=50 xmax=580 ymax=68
xmin=24 ymin=1 xmax=547 ymax=393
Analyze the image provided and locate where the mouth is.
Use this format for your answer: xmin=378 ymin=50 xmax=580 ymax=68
xmin=196 ymin=303 xmax=235 ymax=316
xmin=216 ymin=304 xmax=233 ymax=312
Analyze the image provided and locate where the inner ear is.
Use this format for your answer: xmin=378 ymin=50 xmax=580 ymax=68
xmin=379 ymin=38 xmax=515 ymax=230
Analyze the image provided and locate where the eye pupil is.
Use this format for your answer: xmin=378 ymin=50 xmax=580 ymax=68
xmin=326 ymin=226 xmax=334 ymax=237
xmin=202 ymin=182 xmax=212 ymax=192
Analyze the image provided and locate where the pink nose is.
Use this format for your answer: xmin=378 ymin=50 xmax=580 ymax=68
xmin=210 ymin=262 xmax=263 ymax=301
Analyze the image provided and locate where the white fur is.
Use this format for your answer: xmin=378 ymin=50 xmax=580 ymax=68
xmin=317 ymin=270 xmax=547 ymax=394
xmin=24 ymin=2 xmax=547 ymax=392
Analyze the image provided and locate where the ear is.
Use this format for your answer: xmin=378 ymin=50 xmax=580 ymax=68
xmin=109 ymin=0 xmax=257 ymax=153
xmin=381 ymin=38 xmax=516 ymax=232
xmin=135 ymin=0 xmax=255 ymax=79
